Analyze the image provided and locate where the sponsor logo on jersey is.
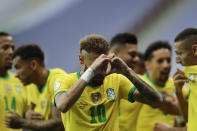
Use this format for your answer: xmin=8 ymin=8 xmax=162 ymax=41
xmin=106 ymin=88 xmax=115 ymax=99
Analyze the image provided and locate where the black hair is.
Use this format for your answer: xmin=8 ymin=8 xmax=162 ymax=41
xmin=0 ymin=31 xmax=10 ymax=37
xmin=174 ymin=28 xmax=197 ymax=42
xmin=144 ymin=41 xmax=171 ymax=61
xmin=110 ymin=33 xmax=137 ymax=47
xmin=13 ymin=44 xmax=44 ymax=65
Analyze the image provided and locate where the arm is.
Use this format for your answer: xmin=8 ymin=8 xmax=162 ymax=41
xmin=6 ymin=106 xmax=64 ymax=131
xmin=111 ymin=56 xmax=162 ymax=108
xmin=154 ymin=122 xmax=187 ymax=131
xmin=159 ymin=93 xmax=181 ymax=115
xmin=55 ymin=54 xmax=111 ymax=113
xmin=173 ymin=69 xmax=189 ymax=122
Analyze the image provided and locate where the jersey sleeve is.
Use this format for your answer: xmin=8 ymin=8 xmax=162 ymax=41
xmin=53 ymin=74 xmax=74 ymax=104
xmin=119 ymin=74 xmax=136 ymax=103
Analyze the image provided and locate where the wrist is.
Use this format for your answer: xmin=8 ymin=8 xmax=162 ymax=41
xmin=81 ymin=68 xmax=94 ymax=83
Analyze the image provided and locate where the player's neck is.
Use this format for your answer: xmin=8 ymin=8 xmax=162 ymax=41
xmin=0 ymin=68 xmax=8 ymax=77
xmin=148 ymin=72 xmax=165 ymax=86
xmin=35 ymin=67 xmax=48 ymax=89
xmin=80 ymin=65 xmax=86 ymax=75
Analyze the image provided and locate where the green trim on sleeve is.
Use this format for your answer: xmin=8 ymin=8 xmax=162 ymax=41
xmin=186 ymin=88 xmax=191 ymax=100
xmin=54 ymin=90 xmax=67 ymax=98
xmin=128 ymin=86 xmax=136 ymax=103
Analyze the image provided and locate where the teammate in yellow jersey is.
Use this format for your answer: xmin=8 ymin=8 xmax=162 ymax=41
xmin=55 ymin=34 xmax=164 ymax=131
xmin=0 ymin=32 xmax=28 ymax=131
xmin=154 ymin=87 xmax=190 ymax=131
xmin=173 ymin=28 xmax=197 ymax=131
xmin=110 ymin=32 xmax=143 ymax=131
xmin=136 ymin=41 xmax=181 ymax=131
xmin=6 ymin=44 xmax=65 ymax=131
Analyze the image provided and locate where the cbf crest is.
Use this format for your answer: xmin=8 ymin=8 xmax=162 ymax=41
xmin=189 ymin=74 xmax=196 ymax=83
xmin=106 ymin=88 xmax=115 ymax=99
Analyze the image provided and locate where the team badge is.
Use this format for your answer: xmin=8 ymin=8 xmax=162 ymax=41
xmin=4 ymin=84 xmax=11 ymax=94
xmin=91 ymin=92 xmax=101 ymax=104
xmin=189 ymin=74 xmax=196 ymax=83
xmin=54 ymin=82 xmax=61 ymax=91
xmin=106 ymin=88 xmax=115 ymax=99
xmin=16 ymin=85 xmax=21 ymax=94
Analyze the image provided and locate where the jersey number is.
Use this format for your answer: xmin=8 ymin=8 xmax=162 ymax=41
xmin=90 ymin=104 xmax=106 ymax=123
xmin=4 ymin=96 xmax=16 ymax=111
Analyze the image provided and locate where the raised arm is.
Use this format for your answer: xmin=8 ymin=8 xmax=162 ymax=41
xmin=55 ymin=54 xmax=111 ymax=113
xmin=173 ymin=69 xmax=189 ymax=122
xmin=111 ymin=55 xmax=163 ymax=108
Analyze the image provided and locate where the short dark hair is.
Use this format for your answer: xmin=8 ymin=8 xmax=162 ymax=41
xmin=110 ymin=33 xmax=137 ymax=47
xmin=174 ymin=28 xmax=197 ymax=42
xmin=0 ymin=31 xmax=10 ymax=37
xmin=13 ymin=44 xmax=44 ymax=65
xmin=144 ymin=41 xmax=172 ymax=61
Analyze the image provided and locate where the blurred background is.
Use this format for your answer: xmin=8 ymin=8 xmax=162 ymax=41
xmin=1 ymin=0 xmax=197 ymax=75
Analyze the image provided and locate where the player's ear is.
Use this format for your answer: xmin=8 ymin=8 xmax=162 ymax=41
xmin=145 ymin=60 xmax=151 ymax=71
xmin=192 ymin=44 xmax=197 ymax=56
xmin=30 ymin=60 xmax=38 ymax=71
xmin=79 ymin=54 xmax=84 ymax=64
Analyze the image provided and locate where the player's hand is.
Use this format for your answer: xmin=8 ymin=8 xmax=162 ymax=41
xmin=110 ymin=54 xmax=130 ymax=75
xmin=5 ymin=111 xmax=23 ymax=129
xmin=89 ymin=54 xmax=111 ymax=75
xmin=25 ymin=103 xmax=42 ymax=120
xmin=173 ymin=69 xmax=188 ymax=92
xmin=154 ymin=123 xmax=169 ymax=131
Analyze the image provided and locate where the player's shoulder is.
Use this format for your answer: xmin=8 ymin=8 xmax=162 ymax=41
xmin=49 ymin=68 xmax=67 ymax=75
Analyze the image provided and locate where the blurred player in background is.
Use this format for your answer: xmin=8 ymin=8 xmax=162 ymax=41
xmin=110 ymin=33 xmax=143 ymax=131
xmin=136 ymin=41 xmax=180 ymax=131
xmin=134 ymin=53 xmax=146 ymax=75
xmin=54 ymin=34 xmax=164 ymax=131
xmin=0 ymin=32 xmax=28 ymax=131
xmin=6 ymin=44 xmax=65 ymax=131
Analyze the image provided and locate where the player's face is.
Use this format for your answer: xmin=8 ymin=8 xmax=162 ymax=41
xmin=85 ymin=52 xmax=108 ymax=86
xmin=117 ymin=44 xmax=139 ymax=69
xmin=147 ymin=49 xmax=171 ymax=84
xmin=0 ymin=36 xmax=14 ymax=70
xmin=174 ymin=42 xmax=194 ymax=66
xmin=13 ymin=56 xmax=34 ymax=85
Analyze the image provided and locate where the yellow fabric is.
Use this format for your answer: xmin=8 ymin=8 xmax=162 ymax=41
xmin=183 ymin=65 xmax=197 ymax=131
xmin=26 ymin=68 xmax=67 ymax=120
xmin=55 ymin=72 xmax=136 ymax=131
xmin=119 ymin=74 xmax=143 ymax=131
xmin=136 ymin=73 xmax=175 ymax=131
xmin=0 ymin=72 xmax=28 ymax=131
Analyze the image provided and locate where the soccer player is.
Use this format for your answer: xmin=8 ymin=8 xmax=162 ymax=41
xmin=173 ymin=28 xmax=197 ymax=131
xmin=0 ymin=32 xmax=28 ymax=131
xmin=110 ymin=33 xmax=143 ymax=131
xmin=136 ymin=41 xmax=180 ymax=131
xmin=54 ymin=34 xmax=164 ymax=131
xmin=6 ymin=44 xmax=65 ymax=131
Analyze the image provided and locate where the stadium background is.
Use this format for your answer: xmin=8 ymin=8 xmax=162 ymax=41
xmin=0 ymin=0 xmax=197 ymax=74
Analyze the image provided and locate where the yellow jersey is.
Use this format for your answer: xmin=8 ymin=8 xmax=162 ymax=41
xmin=136 ymin=73 xmax=175 ymax=131
xmin=119 ymin=75 xmax=143 ymax=131
xmin=183 ymin=65 xmax=197 ymax=131
xmin=26 ymin=68 xmax=67 ymax=120
xmin=0 ymin=72 xmax=28 ymax=131
xmin=55 ymin=72 xmax=136 ymax=131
